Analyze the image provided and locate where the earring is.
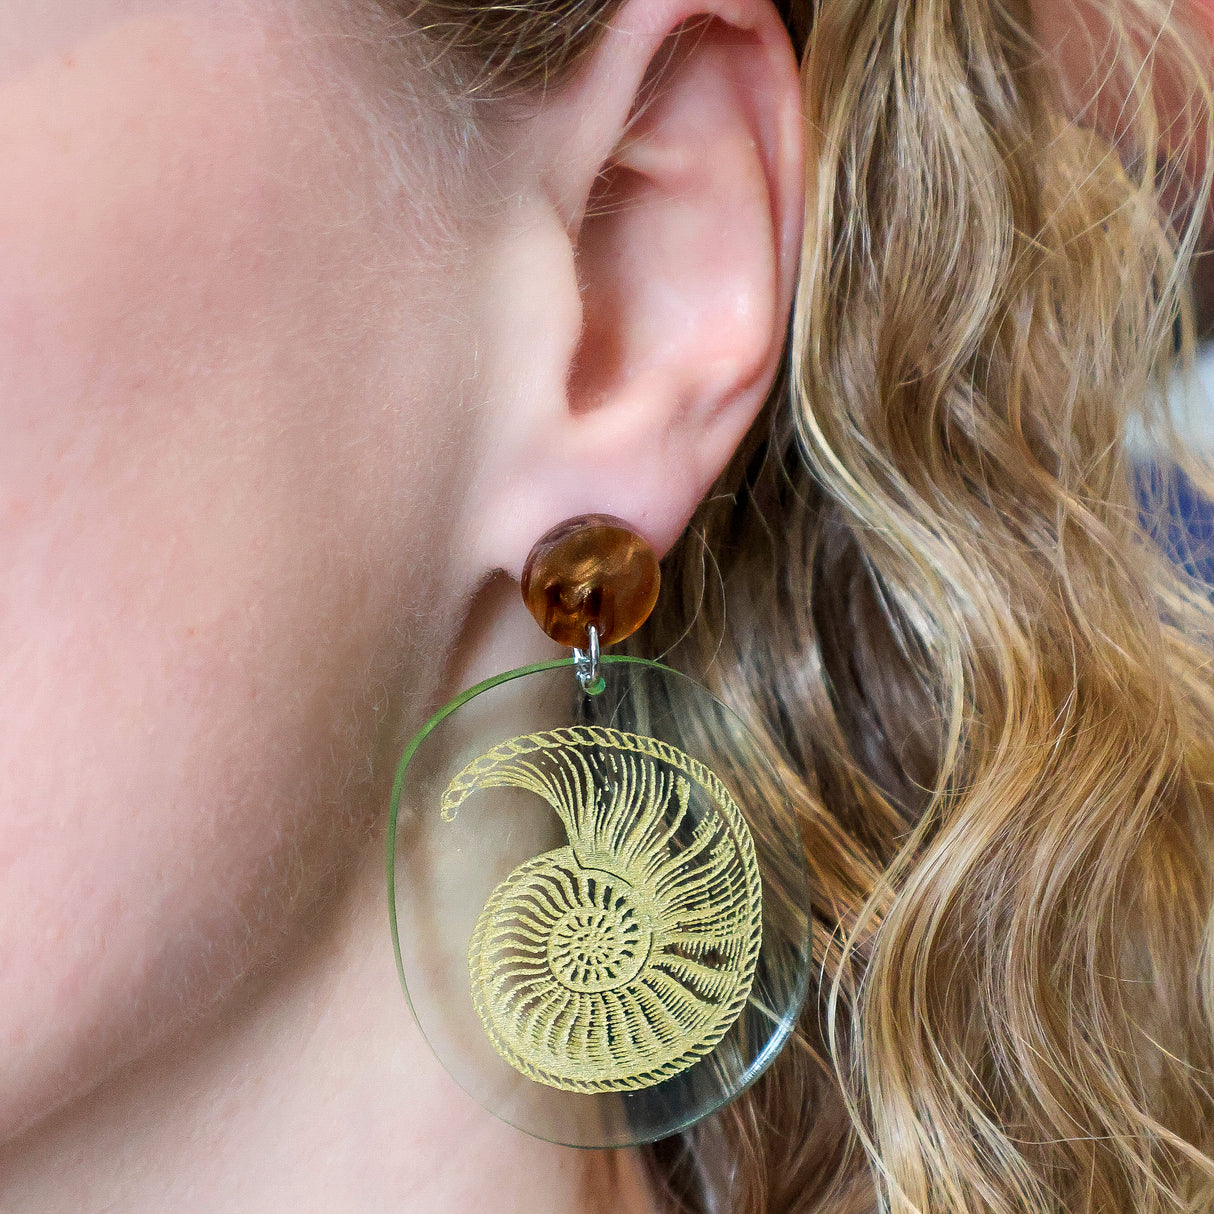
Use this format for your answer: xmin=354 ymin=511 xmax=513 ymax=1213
xmin=388 ymin=515 xmax=812 ymax=1148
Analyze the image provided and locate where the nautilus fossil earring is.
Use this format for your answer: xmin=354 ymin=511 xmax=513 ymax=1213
xmin=388 ymin=516 xmax=812 ymax=1148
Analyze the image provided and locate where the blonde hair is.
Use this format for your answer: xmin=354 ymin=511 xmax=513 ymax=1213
xmin=383 ymin=0 xmax=1214 ymax=1208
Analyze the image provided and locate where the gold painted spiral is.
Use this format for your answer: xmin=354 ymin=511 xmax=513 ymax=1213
xmin=441 ymin=726 xmax=762 ymax=1094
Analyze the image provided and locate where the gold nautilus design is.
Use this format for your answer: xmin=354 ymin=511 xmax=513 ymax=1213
xmin=440 ymin=726 xmax=763 ymax=1094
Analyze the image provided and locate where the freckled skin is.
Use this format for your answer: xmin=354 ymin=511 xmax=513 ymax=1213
xmin=0 ymin=4 xmax=477 ymax=1139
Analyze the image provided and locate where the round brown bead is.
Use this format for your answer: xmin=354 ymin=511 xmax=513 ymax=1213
xmin=521 ymin=515 xmax=660 ymax=649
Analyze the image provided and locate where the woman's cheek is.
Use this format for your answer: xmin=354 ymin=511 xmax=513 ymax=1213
xmin=0 ymin=8 xmax=469 ymax=1137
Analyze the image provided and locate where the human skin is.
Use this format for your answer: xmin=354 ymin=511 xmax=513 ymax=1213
xmin=0 ymin=0 xmax=802 ymax=1208
xmin=0 ymin=0 xmax=479 ymax=1138
xmin=6 ymin=0 xmax=1198 ymax=1207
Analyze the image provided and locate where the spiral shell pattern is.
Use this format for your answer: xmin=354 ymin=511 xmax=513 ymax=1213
xmin=441 ymin=726 xmax=762 ymax=1093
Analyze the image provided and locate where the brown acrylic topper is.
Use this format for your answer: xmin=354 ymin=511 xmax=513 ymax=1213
xmin=520 ymin=515 xmax=660 ymax=649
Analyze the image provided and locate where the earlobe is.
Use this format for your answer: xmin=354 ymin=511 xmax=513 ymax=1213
xmin=470 ymin=0 xmax=802 ymax=578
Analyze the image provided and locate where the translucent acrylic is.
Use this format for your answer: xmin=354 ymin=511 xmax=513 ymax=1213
xmin=387 ymin=656 xmax=811 ymax=1148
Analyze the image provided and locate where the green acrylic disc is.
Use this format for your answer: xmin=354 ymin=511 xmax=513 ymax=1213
xmin=388 ymin=656 xmax=811 ymax=1148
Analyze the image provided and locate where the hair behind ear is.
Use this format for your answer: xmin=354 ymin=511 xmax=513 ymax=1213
xmin=642 ymin=0 xmax=1214 ymax=1209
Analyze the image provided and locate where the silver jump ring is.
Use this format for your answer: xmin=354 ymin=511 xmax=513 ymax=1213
xmin=573 ymin=624 xmax=601 ymax=690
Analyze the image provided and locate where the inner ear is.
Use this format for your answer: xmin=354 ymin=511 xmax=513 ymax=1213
xmin=568 ymin=15 xmax=785 ymax=439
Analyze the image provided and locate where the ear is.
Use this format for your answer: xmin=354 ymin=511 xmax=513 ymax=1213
xmin=466 ymin=0 xmax=803 ymax=577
